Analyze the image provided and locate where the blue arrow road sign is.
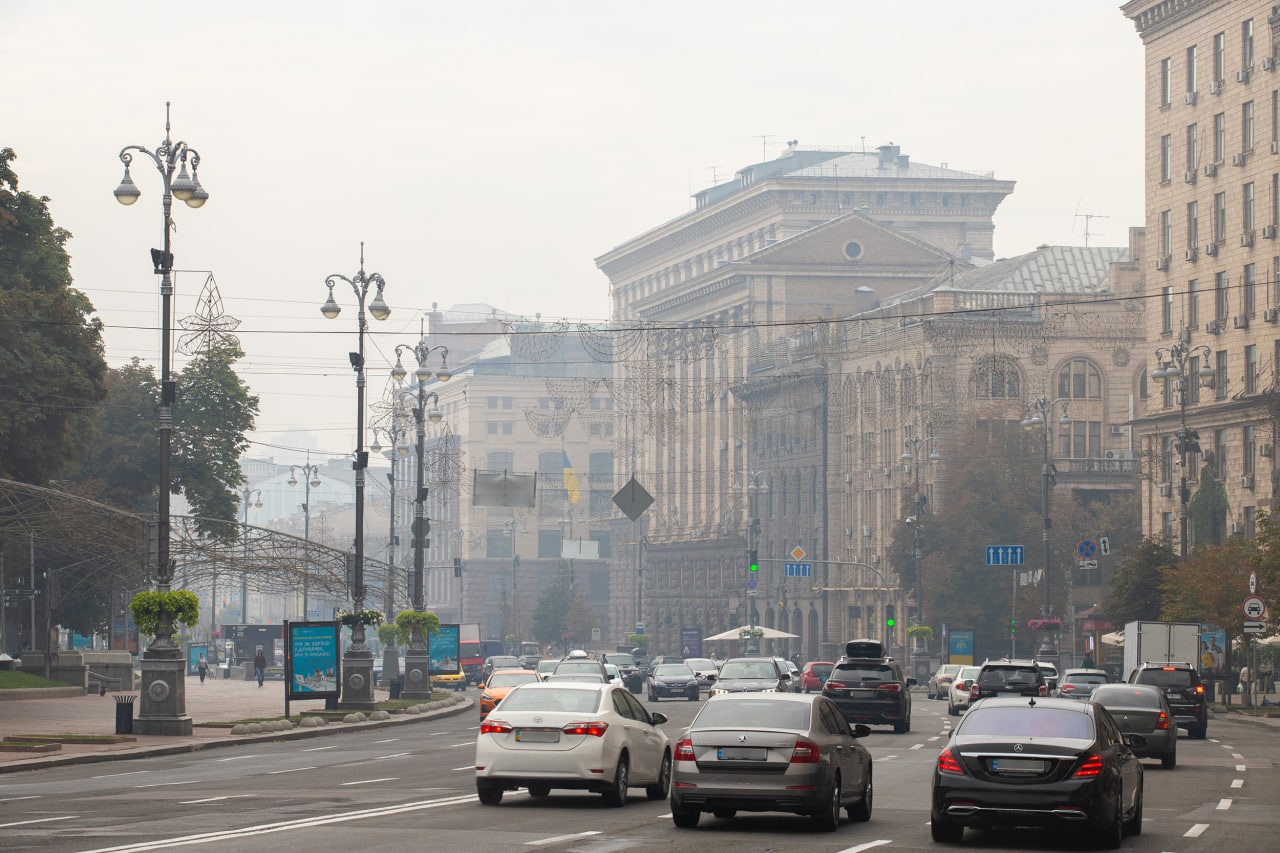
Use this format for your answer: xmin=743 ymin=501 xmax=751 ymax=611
xmin=986 ymin=545 xmax=1025 ymax=566
xmin=784 ymin=562 xmax=812 ymax=577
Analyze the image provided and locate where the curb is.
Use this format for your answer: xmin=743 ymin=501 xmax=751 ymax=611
xmin=0 ymin=687 xmax=84 ymax=701
xmin=0 ymin=694 xmax=474 ymax=774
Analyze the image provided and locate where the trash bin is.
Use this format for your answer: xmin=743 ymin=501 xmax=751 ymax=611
xmin=114 ymin=694 xmax=135 ymax=735
xmin=390 ymin=675 xmax=404 ymax=700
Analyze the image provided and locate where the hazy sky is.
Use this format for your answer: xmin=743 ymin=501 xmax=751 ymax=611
xmin=4 ymin=2 xmax=1144 ymax=465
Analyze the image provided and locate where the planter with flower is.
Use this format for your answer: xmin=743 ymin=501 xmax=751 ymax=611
xmin=130 ymin=590 xmax=201 ymax=649
xmin=335 ymin=608 xmax=383 ymax=650
xmin=1026 ymin=617 xmax=1064 ymax=633
xmin=395 ymin=609 xmax=439 ymax=650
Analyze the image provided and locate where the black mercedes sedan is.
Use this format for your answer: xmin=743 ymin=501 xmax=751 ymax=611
xmin=931 ymin=697 xmax=1145 ymax=849
xmin=648 ymin=663 xmax=701 ymax=701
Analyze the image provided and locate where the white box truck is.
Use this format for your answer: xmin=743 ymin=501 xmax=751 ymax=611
xmin=1122 ymin=620 xmax=1201 ymax=678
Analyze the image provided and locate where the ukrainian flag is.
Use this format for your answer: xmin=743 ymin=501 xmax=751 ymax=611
xmin=562 ymin=450 xmax=580 ymax=505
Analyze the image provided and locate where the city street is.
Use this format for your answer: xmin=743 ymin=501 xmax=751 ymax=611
xmin=2 ymin=692 xmax=1277 ymax=853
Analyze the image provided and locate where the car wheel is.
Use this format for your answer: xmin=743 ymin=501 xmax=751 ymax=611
xmin=646 ymin=752 xmax=671 ymax=801
xmin=846 ymin=768 xmax=872 ymax=822
xmin=1092 ymin=792 xmax=1123 ymax=849
xmin=1124 ymin=779 xmax=1143 ymax=836
xmin=804 ymin=685 xmax=812 ymax=693
xmin=601 ymin=754 xmax=629 ymax=807
xmin=1161 ymin=745 xmax=1177 ymax=769
xmin=1191 ymin=723 xmax=1208 ymax=740
xmin=688 ymin=691 xmax=699 ymax=701
xmin=893 ymin=718 xmax=907 ymax=734
xmin=712 ymin=808 xmax=736 ymax=819
xmin=812 ymin=774 xmax=841 ymax=832
xmin=930 ymin=815 xmax=963 ymax=843
xmin=527 ymin=784 xmax=550 ymax=798
xmin=476 ymin=780 xmax=503 ymax=805
xmin=672 ymin=806 xmax=700 ymax=828
xmin=648 ymin=691 xmax=657 ymax=702
xmin=948 ymin=703 xmax=959 ymax=716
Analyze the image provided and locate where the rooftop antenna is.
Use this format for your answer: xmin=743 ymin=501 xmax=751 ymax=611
xmin=1073 ymin=203 xmax=1109 ymax=247
xmin=755 ymin=133 xmax=775 ymax=162
xmin=708 ymin=166 xmax=729 ymax=185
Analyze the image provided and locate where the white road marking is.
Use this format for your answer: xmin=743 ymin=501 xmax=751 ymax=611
xmin=373 ymin=752 xmax=412 ymax=760
xmin=446 ymin=741 xmax=476 ymax=748
xmin=1185 ymin=822 xmax=1210 ymax=837
xmin=835 ymin=841 xmax=892 ymax=853
xmin=340 ymin=777 xmax=399 ymax=786
xmin=526 ymin=831 xmax=601 ymax=846
xmin=876 ymin=755 xmax=898 ymax=761
xmin=374 ymin=738 xmax=399 ymax=744
xmin=134 ymin=780 xmax=201 ymax=788
xmin=1236 ymin=764 xmax=1246 ymax=772
xmin=909 ymin=743 xmax=924 ymax=750
xmin=0 ymin=816 xmax=76 ymax=828
xmin=92 ymin=770 xmax=149 ymax=779
xmin=1231 ymin=779 xmax=1243 ymax=788
xmin=215 ymin=755 xmax=258 ymax=762
xmin=452 ymin=765 xmax=475 ymax=771
xmin=1216 ymin=798 xmax=1232 ymax=810
xmin=301 ymin=745 xmax=337 ymax=752
xmin=269 ymin=767 xmax=316 ymax=774
xmin=179 ymin=795 xmax=253 ymax=804
xmin=1232 ymin=752 xmax=1244 ymax=760
xmin=0 ymin=795 xmax=40 ymax=801
xmin=927 ymin=736 xmax=941 ymax=742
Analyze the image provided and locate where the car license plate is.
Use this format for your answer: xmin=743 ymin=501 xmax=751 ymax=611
xmin=514 ymin=729 xmax=560 ymax=743
xmin=717 ymin=747 xmax=767 ymax=760
xmin=989 ymin=757 xmax=1045 ymax=772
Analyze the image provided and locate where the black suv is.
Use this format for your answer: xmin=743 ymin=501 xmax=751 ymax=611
xmin=969 ymin=658 xmax=1048 ymax=703
xmin=1128 ymin=661 xmax=1208 ymax=739
xmin=823 ymin=639 xmax=915 ymax=733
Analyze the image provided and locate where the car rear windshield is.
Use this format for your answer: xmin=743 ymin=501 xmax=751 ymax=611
xmin=1092 ymin=686 xmax=1163 ymax=708
xmin=694 ymin=699 xmax=812 ymax=731
xmin=555 ymin=661 xmax=603 ymax=674
xmin=810 ymin=663 xmax=834 ymax=677
xmin=961 ymin=706 xmax=1093 ymax=739
xmin=654 ymin=664 xmax=694 ymax=676
xmin=500 ymin=687 xmax=601 ymax=713
xmin=488 ymin=672 xmax=538 ymax=688
xmin=1135 ymin=668 xmax=1195 ymax=688
xmin=718 ymin=661 xmax=778 ymax=679
xmin=609 ymin=654 xmax=636 ymax=667
xmin=1064 ymin=673 xmax=1109 ymax=686
xmin=979 ymin=667 xmax=1041 ymax=687
xmin=834 ymin=663 xmax=895 ymax=682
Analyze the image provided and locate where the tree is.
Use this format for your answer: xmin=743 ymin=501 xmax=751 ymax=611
xmin=564 ymin=596 xmax=600 ymax=647
xmin=66 ymin=358 xmax=160 ymax=512
xmin=1105 ymin=537 xmax=1173 ymax=625
xmin=532 ymin=564 xmax=572 ymax=648
xmin=1189 ymin=466 xmax=1230 ymax=548
xmin=0 ymin=148 xmax=108 ymax=484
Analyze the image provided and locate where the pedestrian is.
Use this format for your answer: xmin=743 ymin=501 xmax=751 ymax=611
xmin=254 ymin=648 xmax=267 ymax=687
xmin=197 ymin=653 xmax=209 ymax=684
xmin=1239 ymin=664 xmax=1251 ymax=702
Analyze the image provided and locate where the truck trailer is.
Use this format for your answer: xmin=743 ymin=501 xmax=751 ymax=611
xmin=1122 ymin=620 xmax=1202 ymax=679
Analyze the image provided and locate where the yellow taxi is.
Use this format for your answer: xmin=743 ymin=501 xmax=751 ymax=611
xmin=431 ymin=670 xmax=467 ymax=691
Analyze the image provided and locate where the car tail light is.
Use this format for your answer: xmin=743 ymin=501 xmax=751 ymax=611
xmin=674 ymin=738 xmax=696 ymax=761
xmin=561 ymin=721 xmax=609 ymax=737
xmin=791 ymin=740 xmax=821 ymax=763
xmin=1155 ymin=711 xmax=1170 ymax=730
xmin=480 ymin=719 xmax=512 ymax=735
xmin=1194 ymin=684 xmax=1205 ymax=695
xmin=969 ymin=683 xmax=980 ymax=699
xmin=824 ymin=679 xmax=847 ymax=691
xmin=1038 ymin=685 xmax=1048 ymax=697
xmin=1059 ymin=683 xmax=1075 ymax=694
xmin=876 ymin=683 xmax=902 ymax=695
xmin=1073 ymin=753 xmax=1104 ymax=778
xmin=938 ymin=747 xmax=964 ymax=776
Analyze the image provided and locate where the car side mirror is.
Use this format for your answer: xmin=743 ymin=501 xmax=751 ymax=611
xmin=781 ymin=672 xmax=791 ymax=680
xmin=851 ymin=723 xmax=872 ymax=739
xmin=706 ymin=673 xmax=716 ymax=682
xmin=1125 ymin=733 xmax=1147 ymax=749
xmin=650 ymin=712 xmax=668 ymax=725
xmin=906 ymin=677 xmax=918 ymax=686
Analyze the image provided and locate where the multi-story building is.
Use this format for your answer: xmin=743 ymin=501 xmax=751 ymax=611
xmin=1124 ymin=0 xmax=1279 ymax=547
xmin=597 ymin=144 xmax=1017 ymax=658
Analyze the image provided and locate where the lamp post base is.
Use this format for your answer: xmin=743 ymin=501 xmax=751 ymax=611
xmin=339 ymin=648 xmax=377 ymax=711
xmin=134 ymin=649 xmax=193 ymax=736
xmin=401 ymin=649 xmax=433 ymax=700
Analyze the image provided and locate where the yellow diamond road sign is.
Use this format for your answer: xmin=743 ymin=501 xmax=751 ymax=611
xmin=790 ymin=546 xmax=806 ymax=561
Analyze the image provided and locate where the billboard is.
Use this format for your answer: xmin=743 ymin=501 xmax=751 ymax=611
xmin=948 ymin=629 xmax=975 ymax=665
xmin=431 ymin=624 xmax=461 ymax=675
xmin=284 ymin=621 xmax=340 ymax=700
xmin=680 ymin=628 xmax=702 ymax=658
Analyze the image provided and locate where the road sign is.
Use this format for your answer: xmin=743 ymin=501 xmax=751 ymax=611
xmin=790 ymin=546 xmax=807 ymax=561
xmin=1078 ymin=560 xmax=1099 ymax=570
xmin=612 ymin=477 xmax=654 ymax=522
xmin=1077 ymin=539 xmax=1097 ymax=559
xmin=985 ymin=545 xmax=1025 ymax=566
xmin=1099 ymin=536 xmax=1111 ymax=556
xmin=746 ymin=577 xmax=757 ymax=591
xmin=1243 ymin=620 xmax=1267 ymax=633
xmin=784 ymin=562 xmax=812 ymax=578
xmin=1249 ymin=571 xmax=1258 ymax=594
xmin=1243 ymin=596 xmax=1266 ymax=619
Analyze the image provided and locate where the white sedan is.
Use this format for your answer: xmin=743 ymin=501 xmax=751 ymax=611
xmin=475 ymin=681 xmax=671 ymax=806
xmin=946 ymin=665 xmax=982 ymax=716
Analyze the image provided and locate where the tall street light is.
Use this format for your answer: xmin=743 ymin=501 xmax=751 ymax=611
xmin=371 ymin=413 xmax=410 ymax=619
xmin=390 ymin=339 xmax=449 ymax=699
xmin=1021 ymin=396 xmax=1071 ymax=658
xmin=113 ymin=102 xmax=207 ymax=736
xmin=239 ymin=487 xmax=262 ymax=627
xmin=901 ymin=434 xmax=939 ymax=663
xmin=1152 ymin=336 xmax=1215 ymax=557
xmin=321 ymin=244 xmax=391 ymax=710
xmin=288 ymin=463 xmax=321 ymax=621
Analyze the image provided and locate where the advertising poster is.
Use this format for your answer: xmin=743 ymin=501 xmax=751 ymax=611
xmin=430 ymin=624 xmax=460 ymax=675
xmin=680 ymin=628 xmax=703 ymax=658
xmin=285 ymin=621 xmax=340 ymax=700
xmin=948 ymin=629 xmax=975 ymax=665
xmin=187 ymin=643 xmax=209 ymax=676
xmin=1199 ymin=627 xmax=1227 ymax=674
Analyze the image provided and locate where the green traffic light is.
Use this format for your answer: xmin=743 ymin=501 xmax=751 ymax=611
xmin=748 ymin=549 xmax=758 ymax=572
xmin=886 ymin=617 xmax=895 ymax=627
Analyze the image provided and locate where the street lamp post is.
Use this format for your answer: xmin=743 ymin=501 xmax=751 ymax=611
xmin=321 ymin=244 xmax=391 ymax=710
xmin=1021 ymin=397 xmax=1072 ymax=658
xmin=239 ymin=487 xmax=262 ymax=628
xmin=390 ymin=339 xmax=449 ymax=700
xmin=1152 ymin=336 xmax=1215 ymax=557
xmin=113 ymin=102 xmax=207 ymax=736
xmin=738 ymin=472 xmax=769 ymax=656
xmin=288 ymin=463 xmax=321 ymax=621
xmin=371 ymin=415 xmax=410 ymax=619
xmin=901 ymin=435 xmax=939 ymax=665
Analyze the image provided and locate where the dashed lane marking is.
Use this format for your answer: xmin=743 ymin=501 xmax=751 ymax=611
xmin=1185 ymin=823 xmax=1210 ymax=837
xmin=526 ymin=831 xmax=602 ymax=846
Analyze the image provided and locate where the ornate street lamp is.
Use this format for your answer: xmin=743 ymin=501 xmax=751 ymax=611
xmin=288 ymin=463 xmax=321 ymax=620
xmin=322 ymin=244 xmax=391 ymax=710
xmin=239 ymin=487 xmax=262 ymax=626
xmin=371 ymin=411 xmax=411 ymax=618
xmin=1152 ymin=337 xmax=1215 ymax=557
xmin=113 ymin=102 xmax=208 ymax=736
xmin=389 ymin=339 xmax=449 ymax=700
xmin=1021 ymin=397 xmax=1072 ymax=657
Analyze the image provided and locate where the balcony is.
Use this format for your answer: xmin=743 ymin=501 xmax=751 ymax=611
xmin=1053 ymin=456 xmax=1140 ymax=486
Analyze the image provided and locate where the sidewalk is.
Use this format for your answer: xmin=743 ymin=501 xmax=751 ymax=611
xmin=0 ymin=677 xmax=472 ymax=774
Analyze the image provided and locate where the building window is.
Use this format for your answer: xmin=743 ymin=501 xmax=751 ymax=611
xmin=1244 ymin=183 xmax=1256 ymax=234
xmin=973 ymin=356 xmax=1020 ymax=398
xmin=1187 ymin=123 xmax=1199 ymax=171
xmin=485 ymin=528 xmax=513 ymax=558
xmin=1161 ymin=57 xmax=1172 ymax=107
xmin=538 ymin=529 xmax=560 ymax=558
xmin=1065 ymin=421 xmax=1102 ymax=459
xmin=1162 ymin=286 xmax=1174 ymax=333
xmin=1244 ymin=262 xmax=1257 ymax=314
xmin=1246 ymin=344 xmax=1258 ymax=393
xmin=1214 ymin=191 xmax=1227 ymax=242
xmin=1214 ymin=428 xmax=1228 ymax=478
xmin=1245 ymin=506 xmax=1257 ymax=540
xmin=1187 ymin=44 xmax=1199 ymax=93
xmin=487 ymin=422 xmax=499 ymax=435
xmin=1188 ymin=356 xmax=1202 ymax=404
xmin=1214 ymin=113 xmax=1226 ymax=162
xmin=1188 ymin=278 xmax=1200 ymax=327
xmin=1216 ymin=351 xmax=1229 ymax=399
xmin=1162 ymin=435 xmax=1174 ymax=482
xmin=1058 ymin=358 xmax=1103 ymax=399
xmin=1161 ymin=209 xmax=1173 ymax=258
xmin=1215 ymin=271 xmax=1229 ymax=321
xmin=1214 ymin=31 xmax=1226 ymax=84
xmin=1187 ymin=200 xmax=1199 ymax=249
xmin=1161 ymin=134 xmax=1172 ymax=183
xmin=1245 ymin=425 xmax=1257 ymax=475
xmin=487 ymin=450 xmax=514 ymax=471
xmin=1243 ymin=18 xmax=1255 ymax=71
xmin=1244 ymin=100 xmax=1256 ymax=152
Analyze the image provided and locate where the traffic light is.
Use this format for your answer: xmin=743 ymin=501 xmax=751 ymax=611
xmin=1010 ymin=617 xmax=1018 ymax=634
xmin=885 ymin=604 xmax=895 ymax=628
xmin=748 ymin=549 xmax=758 ymax=573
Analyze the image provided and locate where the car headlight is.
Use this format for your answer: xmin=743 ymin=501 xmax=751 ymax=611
xmin=759 ymin=687 xmax=777 ymax=693
xmin=711 ymin=687 xmax=727 ymax=695
xmin=481 ymin=694 xmax=494 ymax=703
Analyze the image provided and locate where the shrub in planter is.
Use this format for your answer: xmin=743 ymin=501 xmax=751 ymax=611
xmin=130 ymin=590 xmax=200 ymax=638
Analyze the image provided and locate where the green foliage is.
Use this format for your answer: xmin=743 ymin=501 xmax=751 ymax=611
xmin=395 ymin=609 xmax=439 ymax=640
xmin=336 ymin=608 xmax=383 ymax=627
xmin=129 ymin=589 xmax=200 ymax=637
xmin=1189 ymin=466 xmax=1230 ymax=548
xmin=906 ymin=625 xmax=934 ymax=642
xmin=1105 ymin=538 xmax=1173 ymax=624
xmin=0 ymin=148 xmax=108 ymax=485
xmin=625 ymin=633 xmax=649 ymax=649
xmin=377 ymin=622 xmax=405 ymax=647
xmin=533 ymin=564 xmax=573 ymax=647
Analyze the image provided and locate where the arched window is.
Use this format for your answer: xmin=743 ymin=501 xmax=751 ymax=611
xmin=1058 ymin=358 xmax=1102 ymax=399
xmin=973 ymin=356 xmax=1021 ymax=398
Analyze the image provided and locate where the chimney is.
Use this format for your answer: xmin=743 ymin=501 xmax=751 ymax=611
xmin=877 ymin=143 xmax=900 ymax=169
xmin=896 ymin=154 xmax=910 ymax=170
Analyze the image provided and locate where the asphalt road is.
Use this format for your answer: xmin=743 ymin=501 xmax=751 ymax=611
xmin=2 ymin=691 xmax=1277 ymax=853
